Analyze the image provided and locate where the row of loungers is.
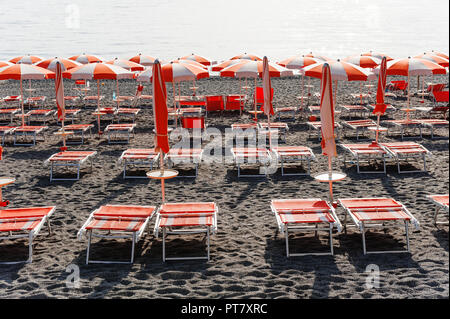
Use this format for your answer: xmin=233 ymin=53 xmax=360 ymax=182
xmin=1 ymin=195 xmax=447 ymax=264
xmin=43 ymin=142 xmax=433 ymax=181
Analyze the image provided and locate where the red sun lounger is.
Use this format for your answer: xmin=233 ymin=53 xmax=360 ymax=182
xmin=118 ymin=148 xmax=160 ymax=179
xmin=83 ymin=95 xmax=104 ymax=107
xmin=340 ymin=104 xmax=369 ymax=118
xmin=0 ymin=126 xmax=16 ymax=145
xmin=2 ymin=95 xmax=21 ymax=107
xmin=271 ymin=199 xmax=342 ymax=257
xmin=62 ymin=108 xmax=82 ymax=124
xmin=340 ymin=143 xmax=391 ymax=174
xmin=342 ymin=119 xmax=381 ymax=140
xmin=272 ymin=146 xmax=316 ymax=176
xmin=0 ymin=108 xmax=19 ymax=124
xmin=367 ymin=103 xmax=396 ymax=114
xmin=13 ymin=125 xmax=48 ymax=146
xmin=231 ymin=147 xmax=272 ymax=178
xmin=306 ymin=121 xmax=341 ymax=140
xmin=154 ymin=202 xmax=218 ymax=262
xmin=418 ymin=119 xmax=449 ymax=139
xmin=45 ymin=151 xmax=97 ymax=181
xmin=384 ymin=119 xmax=423 ymax=140
xmin=165 ymin=148 xmax=203 ymax=178
xmin=115 ymin=107 xmax=141 ymax=123
xmin=258 ymin=122 xmax=289 ymax=142
xmin=77 ymin=205 xmax=156 ymax=264
xmin=104 ymin=123 xmax=136 ymax=144
xmin=274 ymin=106 xmax=298 ymax=121
xmin=24 ymin=96 xmax=46 ymax=108
xmin=24 ymin=109 xmax=56 ymax=125
xmin=426 ymin=194 xmax=449 ymax=226
xmin=0 ymin=206 xmax=56 ymax=264
xmin=60 ymin=124 xmax=94 ymax=145
xmin=338 ymin=197 xmax=419 ymax=254
xmin=380 ymin=142 xmax=432 ymax=173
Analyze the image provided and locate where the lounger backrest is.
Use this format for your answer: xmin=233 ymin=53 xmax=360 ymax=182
xmin=225 ymin=95 xmax=243 ymax=110
xmin=160 ymin=202 xmax=216 ymax=213
xmin=94 ymin=205 xmax=156 ymax=218
xmin=205 ymin=95 xmax=224 ymax=111
xmin=272 ymin=199 xmax=331 ymax=212
xmin=339 ymin=198 xmax=402 ymax=209
xmin=0 ymin=206 xmax=55 ymax=219
xmin=433 ymin=90 xmax=449 ymax=103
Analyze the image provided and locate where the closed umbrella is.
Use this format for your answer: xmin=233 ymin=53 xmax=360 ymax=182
xmin=371 ymin=57 xmax=388 ymax=144
xmin=262 ymin=56 xmax=274 ymax=149
xmin=54 ymin=62 xmax=67 ymax=150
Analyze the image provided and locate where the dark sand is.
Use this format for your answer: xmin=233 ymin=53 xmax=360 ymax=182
xmin=0 ymin=74 xmax=448 ymax=298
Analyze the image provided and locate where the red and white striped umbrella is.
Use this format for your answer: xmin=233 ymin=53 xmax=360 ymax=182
xmin=0 ymin=64 xmax=54 ymax=126
xmin=211 ymin=59 xmax=248 ymax=72
xmin=35 ymin=57 xmax=81 ymax=72
xmin=171 ymin=58 xmax=208 ymax=70
xmin=106 ymin=58 xmax=145 ymax=71
xmin=277 ymin=56 xmax=321 ymax=70
xmin=136 ymin=62 xmax=209 ymax=82
xmin=303 ymin=60 xmax=370 ymax=81
xmin=129 ymin=54 xmax=157 ymax=66
xmin=220 ymin=60 xmax=293 ymax=78
xmin=180 ymin=53 xmax=216 ymax=66
xmin=342 ymin=55 xmax=381 ymax=69
xmin=424 ymin=50 xmax=449 ymax=60
xmin=63 ymin=63 xmax=134 ymax=80
xmin=361 ymin=51 xmax=393 ymax=62
xmin=413 ymin=53 xmax=449 ymax=67
xmin=9 ymin=55 xmax=44 ymax=64
xmin=384 ymin=57 xmax=446 ymax=76
xmin=0 ymin=61 xmax=14 ymax=68
xmin=68 ymin=54 xmax=103 ymax=64
xmin=303 ymin=52 xmax=334 ymax=62
xmin=230 ymin=53 xmax=262 ymax=61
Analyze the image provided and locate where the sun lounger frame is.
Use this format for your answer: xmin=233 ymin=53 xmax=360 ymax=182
xmin=272 ymin=146 xmax=316 ymax=176
xmin=46 ymin=151 xmax=97 ymax=181
xmin=426 ymin=194 xmax=449 ymax=226
xmin=0 ymin=206 xmax=56 ymax=264
xmin=381 ymin=142 xmax=431 ymax=174
xmin=165 ymin=148 xmax=203 ymax=178
xmin=271 ymin=199 xmax=342 ymax=257
xmin=340 ymin=144 xmax=391 ymax=174
xmin=338 ymin=197 xmax=419 ymax=255
xmin=61 ymin=124 xmax=94 ymax=145
xmin=118 ymin=149 xmax=160 ymax=179
xmin=231 ymin=147 xmax=272 ymax=178
xmin=13 ymin=126 xmax=48 ymax=146
xmin=105 ymin=123 xmax=136 ymax=144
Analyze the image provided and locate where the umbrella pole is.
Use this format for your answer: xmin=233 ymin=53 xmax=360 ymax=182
xmin=20 ymin=78 xmax=25 ymax=127
xmin=328 ymin=156 xmax=334 ymax=203
xmin=268 ymin=113 xmax=272 ymax=150
xmin=254 ymin=77 xmax=257 ymax=122
xmin=160 ymin=150 xmax=165 ymax=203
xmin=421 ymin=77 xmax=425 ymax=103
xmin=407 ymin=73 xmax=411 ymax=121
xmin=172 ymin=81 xmax=178 ymax=128
xmin=334 ymin=81 xmax=338 ymax=106
xmin=301 ymin=74 xmax=304 ymax=109
xmin=97 ymin=79 xmax=101 ymax=135
xmin=375 ymin=114 xmax=381 ymax=143
xmin=360 ymin=82 xmax=363 ymax=105
xmin=116 ymin=79 xmax=120 ymax=109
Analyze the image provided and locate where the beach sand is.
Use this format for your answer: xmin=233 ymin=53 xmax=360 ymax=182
xmin=0 ymin=75 xmax=448 ymax=299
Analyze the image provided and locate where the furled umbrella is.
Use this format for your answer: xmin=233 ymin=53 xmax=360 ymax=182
xmin=63 ymin=63 xmax=134 ymax=134
xmin=371 ymin=56 xmax=388 ymax=145
xmin=54 ymin=61 xmax=68 ymax=151
xmin=313 ymin=63 xmax=346 ymax=204
xmin=9 ymin=55 xmax=44 ymax=65
xmin=262 ymin=56 xmax=274 ymax=150
xmin=146 ymin=60 xmax=178 ymax=203
xmin=68 ymin=54 xmax=103 ymax=64
xmin=0 ymin=64 xmax=54 ymax=126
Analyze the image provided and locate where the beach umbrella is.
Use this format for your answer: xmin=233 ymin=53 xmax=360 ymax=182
xmin=9 ymin=55 xmax=44 ymax=65
xmin=106 ymin=58 xmax=145 ymax=71
xmin=278 ymin=55 xmax=322 ymax=107
xmin=63 ymin=63 xmax=133 ymax=133
xmin=361 ymin=51 xmax=393 ymax=62
xmin=68 ymin=54 xmax=103 ymax=64
xmin=0 ymin=61 xmax=14 ymax=68
xmin=54 ymin=61 xmax=68 ymax=151
xmin=35 ymin=57 xmax=81 ymax=72
xmin=211 ymin=59 xmax=248 ymax=72
xmin=413 ymin=53 xmax=449 ymax=67
xmin=0 ymin=64 xmax=54 ymax=126
xmin=382 ymin=57 xmax=446 ymax=115
xmin=371 ymin=57 xmax=388 ymax=144
xmin=230 ymin=53 xmax=262 ymax=61
xmin=129 ymin=54 xmax=157 ymax=66
xmin=304 ymin=52 xmax=334 ymax=62
xmin=342 ymin=55 xmax=381 ymax=69
xmin=180 ymin=53 xmax=216 ymax=66
xmin=424 ymin=51 xmax=449 ymax=60
xmin=149 ymin=60 xmax=175 ymax=203
xmin=262 ymin=56 xmax=274 ymax=150
xmin=171 ymin=58 xmax=208 ymax=70
xmin=314 ymin=63 xmax=345 ymax=204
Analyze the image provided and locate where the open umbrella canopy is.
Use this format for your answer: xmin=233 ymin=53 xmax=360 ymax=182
xmin=211 ymin=59 xmax=249 ymax=72
xmin=136 ymin=61 xmax=209 ymax=82
xmin=424 ymin=50 xmax=449 ymax=60
xmin=361 ymin=51 xmax=393 ymax=61
xmin=383 ymin=57 xmax=446 ymax=76
xmin=304 ymin=52 xmax=334 ymax=62
xmin=180 ymin=53 xmax=216 ymax=66
xmin=230 ymin=53 xmax=262 ymax=61
xmin=413 ymin=53 xmax=449 ymax=67
xmin=220 ymin=60 xmax=293 ymax=78
xmin=9 ymin=55 xmax=44 ymax=64
xmin=277 ymin=55 xmax=321 ymax=70
xmin=0 ymin=61 xmax=14 ymax=68
xmin=342 ymin=55 xmax=381 ymax=68
xmin=35 ymin=57 xmax=81 ymax=72
xmin=63 ymin=62 xmax=134 ymax=80
xmin=68 ymin=54 xmax=103 ymax=64
xmin=171 ymin=58 xmax=208 ymax=70
xmin=303 ymin=60 xmax=370 ymax=81
xmin=0 ymin=63 xmax=55 ymax=80
xmin=106 ymin=58 xmax=145 ymax=71
xmin=129 ymin=54 xmax=157 ymax=66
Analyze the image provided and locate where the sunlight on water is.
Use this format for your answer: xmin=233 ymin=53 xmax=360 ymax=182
xmin=1 ymin=0 xmax=449 ymax=61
